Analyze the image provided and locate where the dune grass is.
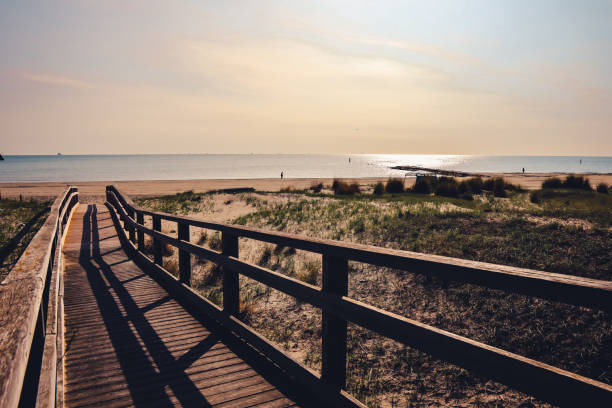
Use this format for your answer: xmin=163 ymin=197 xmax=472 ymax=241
xmin=231 ymin=189 xmax=611 ymax=406
xmin=136 ymin=188 xmax=611 ymax=407
xmin=0 ymin=198 xmax=50 ymax=281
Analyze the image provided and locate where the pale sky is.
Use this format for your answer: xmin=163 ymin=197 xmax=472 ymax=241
xmin=1 ymin=0 xmax=611 ymax=155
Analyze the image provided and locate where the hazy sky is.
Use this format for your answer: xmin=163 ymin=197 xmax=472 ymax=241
xmin=1 ymin=0 xmax=611 ymax=155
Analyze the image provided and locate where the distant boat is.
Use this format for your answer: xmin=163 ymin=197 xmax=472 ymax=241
xmin=57 ymin=153 xmax=62 ymax=156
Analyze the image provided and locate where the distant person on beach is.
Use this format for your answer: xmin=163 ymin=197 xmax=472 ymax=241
xmin=280 ymin=171 xmax=283 ymax=179
xmin=522 ymin=168 xmax=525 ymax=174
xmin=349 ymin=157 xmax=351 ymax=163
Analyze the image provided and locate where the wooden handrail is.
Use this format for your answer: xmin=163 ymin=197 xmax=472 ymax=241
xmin=0 ymin=187 xmax=78 ymax=408
xmin=105 ymin=185 xmax=612 ymax=407
xmin=106 ymin=185 xmax=612 ymax=312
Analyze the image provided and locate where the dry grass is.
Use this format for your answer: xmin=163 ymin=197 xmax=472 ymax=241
xmin=135 ymin=188 xmax=611 ymax=408
xmin=208 ymin=232 xmax=222 ymax=251
xmin=0 ymin=198 xmax=50 ymax=281
xmin=162 ymin=258 xmax=179 ymax=277
xmin=238 ymin=300 xmax=257 ymax=324
xmin=296 ymin=260 xmax=320 ymax=285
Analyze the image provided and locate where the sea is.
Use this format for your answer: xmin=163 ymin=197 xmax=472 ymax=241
xmin=0 ymin=154 xmax=611 ymax=182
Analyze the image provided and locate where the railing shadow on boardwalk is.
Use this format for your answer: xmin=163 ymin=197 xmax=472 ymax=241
xmin=76 ymin=205 xmax=211 ymax=406
xmin=72 ymin=204 xmax=307 ymax=407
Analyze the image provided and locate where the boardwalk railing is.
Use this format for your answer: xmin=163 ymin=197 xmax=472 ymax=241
xmin=105 ymin=185 xmax=612 ymax=407
xmin=0 ymin=186 xmax=78 ymax=408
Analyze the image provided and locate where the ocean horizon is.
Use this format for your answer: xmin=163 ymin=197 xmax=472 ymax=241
xmin=1 ymin=154 xmax=611 ymax=183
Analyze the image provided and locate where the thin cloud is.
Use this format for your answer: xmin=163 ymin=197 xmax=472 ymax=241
xmin=346 ymin=36 xmax=482 ymax=65
xmin=21 ymin=72 xmax=90 ymax=88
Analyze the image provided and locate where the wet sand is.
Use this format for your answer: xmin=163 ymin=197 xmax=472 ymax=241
xmin=1 ymin=173 xmax=610 ymax=202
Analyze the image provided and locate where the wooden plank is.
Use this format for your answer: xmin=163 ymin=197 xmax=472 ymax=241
xmin=55 ymin=195 xmax=78 ymax=408
xmin=35 ymin=224 xmax=64 ymax=408
xmin=68 ymin=367 xmax=261 ymax=407
xmin=56 ymin=252 xmax=66 ymax=408
xmin=66 ymin=355 xmax=243 ymax=391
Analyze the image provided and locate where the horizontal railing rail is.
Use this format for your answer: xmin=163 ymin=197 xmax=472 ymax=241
xmin=105 ymin=185 xmax=612 ymax=407
xmin=0 ymin=187 xmax=78 ymax=408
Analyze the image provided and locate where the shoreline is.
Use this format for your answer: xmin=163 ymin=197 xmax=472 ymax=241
xmin=1 ymin=173 xmax=611 ymax=202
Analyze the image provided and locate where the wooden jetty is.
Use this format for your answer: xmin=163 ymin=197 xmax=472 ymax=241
xmin=0 ymin=186 xmax=610 ymax=407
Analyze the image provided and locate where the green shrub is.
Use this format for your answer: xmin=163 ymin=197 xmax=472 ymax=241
xmin=332 ymin=179 xmax=340 ymax=191
xmin=467 ymin=177 xmax=483 ymax=194
xmin=504 ymin=181 xmax=522 ymax=191
xmin=309 ymin=182 xmax=323 ymax=193
xmin=564 ymin=175 xmax=592 ymax=190
xmin=541 ymin=175 xmax=592 ymax=191
xmin=530 ymin=190 xmax=543 ymax=203
xmin=333 ymin=180 xmax=360 ymax=195
xmin=596 ymin=182 xmax=608 ymax=194
xmin=493 ymin=178 xmax=507 ymax=197
xmin=542 ymin=177 xmax=563 ymax=189
xmin=435 ymin=182 xmax=459 ymax=198
xmin=482 ymin=178 xmax=494 ymax=191
xmin=438 ymin=176 xmax=458 ymax=185
xmin=385 ymin=178 xmax=404 ymax=194
xmin=457 ymin=181 xmax=471 ymax=195
xmin=412 ymin=178 xmax=431 ymax=194
xmin=456 ymin=181 xmax=473 ymax=200
xmin=373 ymin=182 xmax=384 ymax=195
xmin=209 ymin=232 xmax=222 ymax=250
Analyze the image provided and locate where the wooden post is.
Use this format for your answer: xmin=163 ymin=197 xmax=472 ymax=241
xmin=321 ymin=254 xmax=348 ymax=389
xmin=178 ymin=222 xmax=191 ymax=286
xmin=136 ymin=212 xmax=144 ymax=251
xmin=111 ymin=190 xmax=127 ymax=231
xmin=128 ymin=208 xmax=136 ymax=243
xmin=222 ymin=232 xmax=239 ymax=315
xmin=153 ymin=215 xmax=162 ymax=265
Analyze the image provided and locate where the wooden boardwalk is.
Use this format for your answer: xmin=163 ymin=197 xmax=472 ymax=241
xmin=62 ymin=204 xmax=303 ymax=408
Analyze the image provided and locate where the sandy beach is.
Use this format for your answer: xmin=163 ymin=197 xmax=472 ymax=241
xmin=1 ymin=173 xmax=611 ymax=202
